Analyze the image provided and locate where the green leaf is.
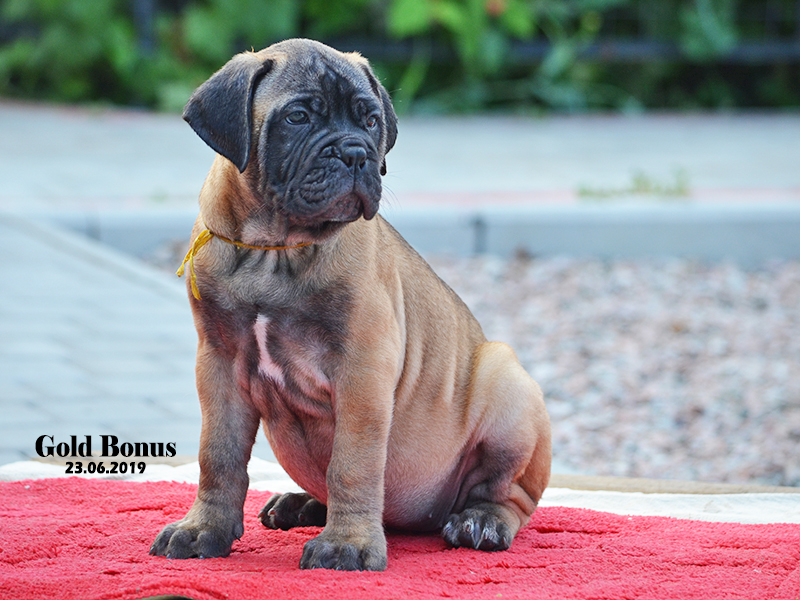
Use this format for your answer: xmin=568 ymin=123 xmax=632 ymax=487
xmin=184 ymin=5 xmax=235 ymax=64
xmin=574 ymin=0 xmax=629 ymax=10
xmin=2 ymin=0 xmax=34 ymax=20
xmin=579 ymin=10 xmax=603 ymax=37
xmin=431 ymin=0 xmax=468 ymax=36
xmin=388 ymin=0 xmax=433 ymax=37
xmin=107 ymin=20 xmax=137 ymax=77
xmin=395 ymin=53 xmax=430 ymax=109
xmin=680 ymin=0 xmax=738 ymax=60
xmin=500 ymin=0 xmax=536 ymax=39
xmin=480 ymin=26 xmax=509 ymax=74
xmin=539 ymin=40 xmax=576 ymax=79
xmin=240 ymin=0 xmax=299 ymax=45
xmin=304 ymin=0 xmax=372 ymax=37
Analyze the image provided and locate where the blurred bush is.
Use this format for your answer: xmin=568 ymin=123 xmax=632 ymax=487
xmin=0 ymin=0 xmax=798 ymax=112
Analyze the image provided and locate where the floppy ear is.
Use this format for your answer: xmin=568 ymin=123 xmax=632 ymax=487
xmin=360 ymin=64 xmax=398 ymax=176
xmin=378 ymin=84 xmax=398 ymax=176
xmin=183 ymin=53 xmax=273 ymax=173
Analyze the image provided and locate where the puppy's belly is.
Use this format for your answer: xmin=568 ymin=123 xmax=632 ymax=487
xmin=254 ymin=383 xmax=468 ymax=529
xmin=250 ymin=378 xmax=334 ymax=504
xmin=382 ymin=472 xmax=461 ymax=531
xmin=382 ymin=446 xmax=479 ymax=531
xmin=263 ymin=416 xmax=466 ymax=532
xmin=248 ymin=359 xmax=474 ymax=530
xmin=261 ymin=414 xmax=333 ymax=504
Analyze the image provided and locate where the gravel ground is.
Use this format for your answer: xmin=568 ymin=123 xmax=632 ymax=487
xmin=427 ymin=253 xmax=800 ymax=487
xmin=150 ymin=245 xmax=800 ymax=487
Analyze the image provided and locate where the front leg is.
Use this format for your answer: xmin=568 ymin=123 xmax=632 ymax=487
xmin=299 ymin=365 xmax=394 ymax=571
xmin=151 ymin=343 xmax=260 ymax=559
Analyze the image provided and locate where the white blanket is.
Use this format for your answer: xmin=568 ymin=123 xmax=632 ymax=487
xmin=1 ymin=458 xmax=797 ymax=525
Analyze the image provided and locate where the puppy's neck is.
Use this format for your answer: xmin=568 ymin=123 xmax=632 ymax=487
xmin=198 ymin=155 xmax=298 ymax=248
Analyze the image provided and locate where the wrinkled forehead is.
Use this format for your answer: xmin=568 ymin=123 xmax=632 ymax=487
xmin=251 ymin=47 xmax=377 ymax=126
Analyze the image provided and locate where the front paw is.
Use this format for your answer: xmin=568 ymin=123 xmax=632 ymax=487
xmin=150 ymin=516 xmax=243 ymax=559
xmin=299 ymin=529 xmax=387 ymax=571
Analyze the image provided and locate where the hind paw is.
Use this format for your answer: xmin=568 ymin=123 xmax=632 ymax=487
xmin=259 ymin=492 xmax=327 ymax=530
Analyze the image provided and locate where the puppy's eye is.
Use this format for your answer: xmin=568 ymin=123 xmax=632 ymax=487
xmin=286 ymin=110 xmax=309 ymax=125
xmin=366 ymin=114 xmax=379 ymax=129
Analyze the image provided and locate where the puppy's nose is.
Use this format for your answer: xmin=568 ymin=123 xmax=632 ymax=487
xmin=339 ymin=143 xmax=367 ymax=170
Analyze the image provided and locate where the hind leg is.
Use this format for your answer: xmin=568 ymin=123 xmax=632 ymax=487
xmin=443 ymin=342 xmax=551 ymax=551
xmin=259 ymin=493 xmax=327 ymax=530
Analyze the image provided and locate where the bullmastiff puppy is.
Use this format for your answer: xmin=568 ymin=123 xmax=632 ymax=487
xmin=150 ymin=38 xmax=551 ymax=572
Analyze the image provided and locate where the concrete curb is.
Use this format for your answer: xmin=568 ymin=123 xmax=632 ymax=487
xmin=19 ymin=208 xmax=199 ymax=261
xmin=1 ymin=212 xmax=187 ymax=301
xmin=477 ymin=202 xmax=800 ymax=264
xmin=23 ymin=202 xmax=800 ymax=265
xmin=386 ymin=202 xmax=800 ymax=264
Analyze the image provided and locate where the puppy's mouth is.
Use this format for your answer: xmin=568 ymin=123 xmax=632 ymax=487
xmin=326 ymin=189 xmax=379 ymax=222
xmin=283 ymin=188 xmax=378 ymax=240
xmin=289 ymin=192 xmax=374 ymax=237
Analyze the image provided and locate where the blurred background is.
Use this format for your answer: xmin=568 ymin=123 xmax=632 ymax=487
xmin=1 ymin=0 xmax=799 ymax=113
xmin=0 ymin=1 xmax=798 ymax=489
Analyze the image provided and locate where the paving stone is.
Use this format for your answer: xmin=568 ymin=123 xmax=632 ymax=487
xmin=0 ymin=215 xmax=199 ymax=465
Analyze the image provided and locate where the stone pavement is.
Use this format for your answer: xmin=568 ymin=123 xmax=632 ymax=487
xmin=2 ymin=101 xmax=799 ymax=213
xmin=1 ymin=101 xmax=799 ymax=469
xmin=0 ymin=213 xmax=278 ymax=465
xmin=0 ymin=214 xmax=196 ymax=465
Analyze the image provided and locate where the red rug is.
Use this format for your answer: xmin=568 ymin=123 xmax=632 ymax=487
xmin=1 ymin=478 xmax=798 ymax=600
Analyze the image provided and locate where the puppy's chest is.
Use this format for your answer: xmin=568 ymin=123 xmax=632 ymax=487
xmin=248 ymin=310 xmax=342 ymax=411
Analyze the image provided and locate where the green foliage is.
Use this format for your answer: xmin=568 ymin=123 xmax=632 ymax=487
xmin=303 ymin=0 xmax=378 ymax=38
xmin=0 ymin=0 xmax=797 ymax=112
xmin=0 ymin=0 xmax=140 ymax=103
xmin=578 ymin=168 xmax=691 ymax=201
xmin=680 ymin=0 xmax=738 ymax=59
xmin=182 ymin=0 xmax=299 ymax=64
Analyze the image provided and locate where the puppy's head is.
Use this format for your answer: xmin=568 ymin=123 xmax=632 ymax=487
xmin=183 ymin=39 xmax=397 ymax=241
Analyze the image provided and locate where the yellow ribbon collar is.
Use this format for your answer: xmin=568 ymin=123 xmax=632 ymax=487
xmin=176 ymin=225 xmax=312 ymax=300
